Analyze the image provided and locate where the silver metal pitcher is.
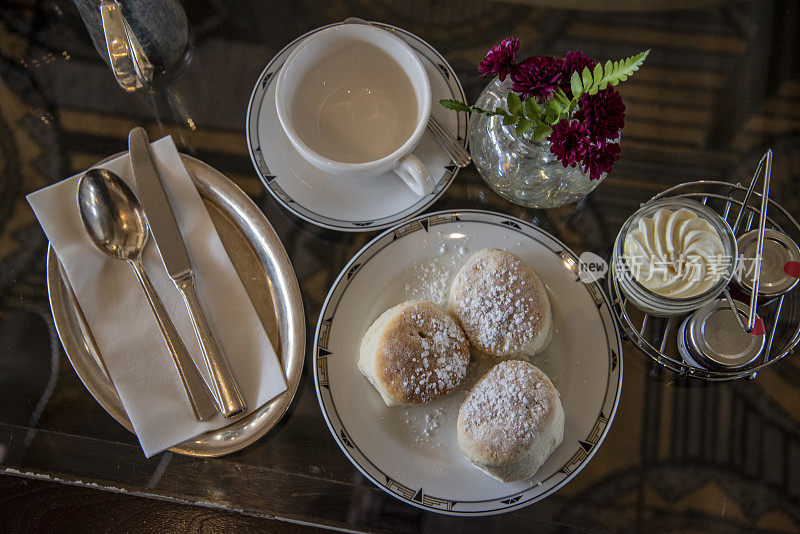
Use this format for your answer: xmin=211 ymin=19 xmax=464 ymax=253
xmin=73 ymin=0 xmax=189 ymax=92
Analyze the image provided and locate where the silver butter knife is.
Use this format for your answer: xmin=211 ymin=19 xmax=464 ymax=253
xmin=128 ymin=127 xmax=246 ymax=418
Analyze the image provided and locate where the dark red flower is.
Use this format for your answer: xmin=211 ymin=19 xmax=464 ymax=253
xmin=548 ymin=119 xmax=590 ymax=168
xmin=574 ymin=87 xmax=626 ymax=141
xmin=478 ymin=38 xmax=520 ymax=82
xmin=563 ymin=50 xmax=596 ymax=77
xmin=511 ymin=56 xmax=565 ymax=102
xmin=582 ymin=141 xmax=621 ymax=180
xmin=561 ymin=51 xmax=597 ymax=96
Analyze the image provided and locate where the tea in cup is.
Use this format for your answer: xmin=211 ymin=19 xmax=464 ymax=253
xmin=275 ymin=24 xmax=434 ymax=196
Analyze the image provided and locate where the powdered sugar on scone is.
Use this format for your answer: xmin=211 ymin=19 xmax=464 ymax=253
xmin=458 ymin=360 xmax=559 ymax=466
xmin=374 ymin=301 xmax=470 ymax=404
xmin=448 ymin=249 xmax=550 ymax=357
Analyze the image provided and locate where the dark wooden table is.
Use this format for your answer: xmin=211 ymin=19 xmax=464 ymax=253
xmin=1 ymin=0 xmax=799 ymax=532
xmin=0 ymin=476 xmax=328 ymax=532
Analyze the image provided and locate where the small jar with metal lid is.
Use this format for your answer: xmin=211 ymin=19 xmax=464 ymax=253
xmin=677 ymin=298 xmax=766 ymax=371
xmin=734 ymin=228 xmax=800 ymax=299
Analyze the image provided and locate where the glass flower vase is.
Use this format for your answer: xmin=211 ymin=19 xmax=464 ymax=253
xmin=468 ymin=77 xmax=606 ymax=209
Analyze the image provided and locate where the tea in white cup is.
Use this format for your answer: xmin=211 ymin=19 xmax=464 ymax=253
xmin=275 ymin=24 xmax=433 ymax=196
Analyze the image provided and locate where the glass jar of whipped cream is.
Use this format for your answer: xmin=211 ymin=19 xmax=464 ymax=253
xmin=611 ymin=198 xmax=738 ymax=316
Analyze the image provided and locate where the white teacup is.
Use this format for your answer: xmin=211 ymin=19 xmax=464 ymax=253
xmin=275 ymin=24 xmax=434 ymax=196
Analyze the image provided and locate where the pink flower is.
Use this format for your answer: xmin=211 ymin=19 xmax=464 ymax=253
xmin=478 ymin=38 xmax=520 ymax=82
xmin=582 ymin=141 xmax=621 ymax=180
xmin=548 ymin=119 xmax=590 ymax=168
xmin=510 ymin=56 xmax=565 ymax=102
xmin=574 ymin=87 xmax=626 ymax=141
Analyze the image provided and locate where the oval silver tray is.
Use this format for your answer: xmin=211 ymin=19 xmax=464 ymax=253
xmin=46 ymin=154 xmax=305 ymax=456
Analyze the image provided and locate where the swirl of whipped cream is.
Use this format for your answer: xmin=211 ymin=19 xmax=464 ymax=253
xmin=623 ymin=208 xmax=725 ymax=298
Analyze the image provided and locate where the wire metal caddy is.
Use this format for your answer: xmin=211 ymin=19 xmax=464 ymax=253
xmin=607 ymin=155 xmax=800 ymax=381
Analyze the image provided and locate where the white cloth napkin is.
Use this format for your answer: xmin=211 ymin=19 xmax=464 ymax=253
xmin=27 ymin=136 xmax=287 ymax=457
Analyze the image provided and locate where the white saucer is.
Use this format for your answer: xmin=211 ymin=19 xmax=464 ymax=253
xmin=314 ymin=210 xmax=623 ymax=515
xmin=245 ymin=22 xmax=468 ymax=232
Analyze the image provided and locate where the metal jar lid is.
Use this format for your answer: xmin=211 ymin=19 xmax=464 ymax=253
xmin=677 ymin=315 xmax=703 ymax=369
xmin=680 ymin=299 xmax=765 ymax=370
xmin=735 ymin=228 xmax=800 ymax=297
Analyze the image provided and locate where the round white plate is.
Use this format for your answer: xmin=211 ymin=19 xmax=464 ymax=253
xmin=245 ymin=22 xmax=468 ymax=232
xmin=313 ymin=209 xmax=623 ymax=515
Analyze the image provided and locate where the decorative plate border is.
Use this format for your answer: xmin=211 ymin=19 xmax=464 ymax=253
xmin=313 ymin=209 xmax=623 ymax=515
xmin=245 ymin=22 xmax=468 ymax=232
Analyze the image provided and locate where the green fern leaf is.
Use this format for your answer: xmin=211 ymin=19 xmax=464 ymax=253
xmin=587 ymin=50 xmax=649 ymax=95
xmin=570 ymin=71 xmax=583 ymax=98
xmin=581 ymin=67 xmax=593 ymax=92
xmin=590 ymin=63 xmax=603 ymax=93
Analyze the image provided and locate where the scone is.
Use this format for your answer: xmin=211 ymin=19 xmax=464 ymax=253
xmin=457 ymin=360 xmax=564 ymax=482
xmin=448 ymin=248 xmax=552 ymax=358
xmin=358 ymin=300 xmax=470 ymax=406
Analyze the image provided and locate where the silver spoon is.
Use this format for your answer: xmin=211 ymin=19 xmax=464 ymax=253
xmin=77 ymin=168 xmax=219 ymax=421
